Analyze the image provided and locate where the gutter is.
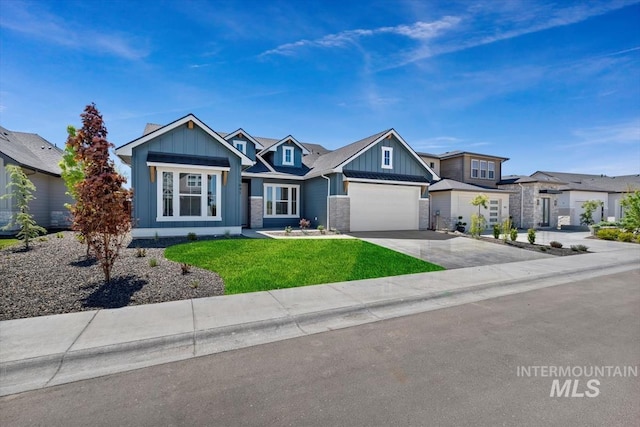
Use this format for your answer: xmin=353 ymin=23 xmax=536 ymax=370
xmin=321 ymin=174 xmax=330 ymax=230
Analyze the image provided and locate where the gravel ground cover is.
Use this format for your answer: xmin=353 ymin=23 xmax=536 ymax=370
xmin=0 ymin=231 xmax=224 ymax=321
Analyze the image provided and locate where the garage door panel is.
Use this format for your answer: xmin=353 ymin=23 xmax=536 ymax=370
xmin=349 ymin=183 xmax=419 ymax=232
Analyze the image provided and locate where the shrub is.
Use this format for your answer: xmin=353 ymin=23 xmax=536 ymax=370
xmin=597 ymin=228 xmax=620 ymax=241
xmin=470 ymin=214 xmax=487 ymax=238
xmin=135 ymin=247 xmax=146 ymax=257
xmin=501 ymin=218 xmax=512 ymax=242
xmin=187 ymin=232 xmax=197 ymax=241
xmin=570 ymin=244 xmax=589 ymax=252
xmin=549 ymin=241 xmax=563 ymax=248
xmin=284 ymin=226 xmax=292 ymax=235
xmin=510 ymin=228 xmax=518 ymax=241
xmin=617 ymin=232 xmax=634 ymax=242
xmin=181 ymin=263 xmax=191 ymax=274
xmin=56 ymin=232 xmax=64 ymax=239
xmin=540 ymin=246 xmax=547 ymax=252
xmin=620 ymin=191 xmax=640 ymax=232
xmin=527 ymin=228 xmax=536 ymax=244
xmin=149 ymin=258 xmax=159 ymax=267
xmin=299 ymin=218 xmax=310 ymax=230
xmin=580 ymin=200 xmax=604 ymax=226
xmin=492 ymin=224 xmax=500 ymax=239
xmin=190 ymin=280 xmax=199 ymax=289
xmin=317 ymin=225 xmax=325 ymax=234
xmin=224 ymin=229 xmax=231 ymax=239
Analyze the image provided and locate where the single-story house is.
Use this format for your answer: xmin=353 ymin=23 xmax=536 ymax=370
xmin=498 ymin=172 xmax=640 ymax=229
xmin=114 ymin=114 xmax=439 ymax=237
xmin=0 ymin=126 xmax=72 ymax=233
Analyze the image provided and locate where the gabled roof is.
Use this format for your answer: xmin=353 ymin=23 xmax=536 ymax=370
xmin=532 ymin=171 xmax=640 ymax=193
xmin=306 ymin=129 xmax=440 ymax=180
xmin=222 ymin=128 xmax=265 ymax=150
xmin=0 ymin=126 xmax=64 ymax=176
xmin=430 ymin=178 xmax=509 ymax=193
xmin=438 ymin=150 xmax=509 ymax=161
xmin=259 ymin=135 xmax=310 ymax=155
xmin=115 ymin=114 xmax=253 ymax=166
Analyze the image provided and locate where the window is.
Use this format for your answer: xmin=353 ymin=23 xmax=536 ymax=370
xmin=264 ymin=184 xmax=299 ymax=217
xmin=429 ymin=162 xmax=435 ymax=168
xmin=381 ymin=147 xmax=393 ymax=169
xmin=283 ymin=146 xmax=294 ymax=166
xmin=156 ymin=168 xmax=222 ymax=221
xmin=471 ymin=159 xmax=479 ymax=178
xmin=471 ymin=159 xmax=495 ymax=180
xmin=233 ymin=140 xmax=246 ymax=155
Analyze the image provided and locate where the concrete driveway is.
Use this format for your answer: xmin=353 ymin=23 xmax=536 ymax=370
xmin=349 ymin=230 xmax=553 ymax=269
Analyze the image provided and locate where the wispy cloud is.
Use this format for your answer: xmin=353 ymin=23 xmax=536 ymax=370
xmin=565 ymin=119 xmax=640 ymax=148
xmin=0 ymin=2 xmax=149 ymax=60
xmin=260 ymin=17 xmax=461 ymax=57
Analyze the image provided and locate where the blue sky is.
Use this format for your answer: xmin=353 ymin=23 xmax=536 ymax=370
xmin=1 ymin=0 xmax=639 ymax=177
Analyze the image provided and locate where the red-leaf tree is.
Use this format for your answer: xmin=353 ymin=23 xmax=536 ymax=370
xmin=68 ymin=103 xmax=133 ymax=282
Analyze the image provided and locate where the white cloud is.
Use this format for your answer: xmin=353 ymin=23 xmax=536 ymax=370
xmin=567 ymin=119 xmax=640 ymax=147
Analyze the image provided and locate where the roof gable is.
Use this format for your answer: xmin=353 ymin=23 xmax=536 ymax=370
xmin=115 ymin=114 xmax=253 ymax=166
xmin=223 ymin=128 xmax=264 ymax=150
xmin=259 ymin=135 xmax=310 ymax=155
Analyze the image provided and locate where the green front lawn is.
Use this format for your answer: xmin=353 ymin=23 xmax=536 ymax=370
xmin=165 ymin=239 xmax=444 ymax=294
xmin=0 ymin=239 xmax=19 ymax=250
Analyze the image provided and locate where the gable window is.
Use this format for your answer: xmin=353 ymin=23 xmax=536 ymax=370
xmin=282 ymin=146 xmax=295 ymax=166
xmin=471 ymin=159 xmax=479 ymax=178
xmin=264 ymin=184 xmax=299 ymax=217
xmin=488 ymin=161 xmax=495 ymax=179
xmin=381 ymin=147 xmax=393 ymax=169
xmin=156 ymin=167 xmax=222 ymax=221
xmin=233 ymin=140 xmax=246 ymax=155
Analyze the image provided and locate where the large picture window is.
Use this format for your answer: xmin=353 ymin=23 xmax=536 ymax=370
xmin=264 ymin=184 xmax=299 ymax=217
xmin=156 ymin=167 xmax=222 ymax=221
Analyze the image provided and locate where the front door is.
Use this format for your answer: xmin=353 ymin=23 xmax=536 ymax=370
xmin=541 ymin=197 xmax=550 ymax=227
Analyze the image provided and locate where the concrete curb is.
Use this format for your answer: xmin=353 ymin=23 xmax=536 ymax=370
xmin=2 ymin=258 xmax=637 ymax=397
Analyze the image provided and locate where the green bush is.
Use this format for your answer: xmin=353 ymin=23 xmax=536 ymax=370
xmin=527 ymin=228 xmax=536 ymax=244
xmin=470 ymin=214 xmax=487 ymax=238
xmin=597 ymin=228 xmax=620 ymax=241
xmin=187 ymin=232 xmax=197 ymax=241
xmin=492 ymin=224 xmax=500 ymax=239
xmin=617 ymin=232 xmax=634 ymax=242
xmin=549 ymin=241 xmax=563 ymax=248
xmin=510 ymin=228 xmax=518 ymax=241
xmin=570 ymin=244 xmax=589 ymax=252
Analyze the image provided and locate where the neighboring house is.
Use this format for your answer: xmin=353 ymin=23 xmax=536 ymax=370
xmin=417 ymin=150 xmax=511 ymax=231
xmin=114 ymin=114 xmax=439 ymax=237
xmin=499 ymin=172 xmax=640 ymax=229
xmin=0 ymin=126 xmax=72 ymax=233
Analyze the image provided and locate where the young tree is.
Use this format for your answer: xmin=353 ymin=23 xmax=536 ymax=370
xmin=1 ymin=165 xmax=47 ymax=250
xmin=620 ymin=190 xmax=640 ymax=232
xmin=580 ymin=200 xmax=604 ymax=226
xmin=68 ymin=103 xmax=133 ymax=282
xmin=469 ymin=194 xmax=489 ymax=237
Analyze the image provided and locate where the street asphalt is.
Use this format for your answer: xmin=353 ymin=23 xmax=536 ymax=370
xmin=0 ymin=231 xmax=638 ymax=398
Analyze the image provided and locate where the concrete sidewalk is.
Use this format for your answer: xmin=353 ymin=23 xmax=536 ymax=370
xmin=1 ymin=246 xmax=639 ymax=397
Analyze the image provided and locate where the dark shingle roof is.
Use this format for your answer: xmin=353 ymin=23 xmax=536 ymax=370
xmin=0 ymin=126 xmax=64 ymax=176
xmin=532 ymin=171 xmax=640 ymax=192
xmin=147 ymin=152 xmax=230 ymax=168
xmin=438 ymin=150 xmax=509 ymax=161
xmin=343 ymin=170 xmax=430 ymax=183
xmin=430 ymin=179 xmax=509 ymax=193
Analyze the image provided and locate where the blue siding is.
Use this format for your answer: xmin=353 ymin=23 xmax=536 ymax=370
xmin=273 ymin=143 xmax=302 ymax=168
xmin=303 ymin=177 xmax=328 ymax=228
xmin=343 ymin=135 xmax=431 ymax=178
xmin=131 ymin=123 xmax=242 ymax=229
xmin=249 ymin=177 xmax=264 ymax=196
xmin=330 ymin=173 xmax=346 ymax=195
xmin=228 ymin=136 xmax=256 ymax=161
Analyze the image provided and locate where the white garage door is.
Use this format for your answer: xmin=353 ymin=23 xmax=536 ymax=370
xmin=349 ymin=182 xmax=420 ymax=232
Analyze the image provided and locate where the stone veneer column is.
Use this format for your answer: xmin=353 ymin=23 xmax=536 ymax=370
xmin=250 ymin=196 xmax=263 ymax=229
xmin=329 ymin=196 xmax=350 ymax=232
xmin=419 ymin=199 xmax=430 ymax=230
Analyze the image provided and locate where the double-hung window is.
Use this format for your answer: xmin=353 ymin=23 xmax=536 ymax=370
xmin=488 ymin=161 xmax=495 ymax=179
xmin=282 ymin=146 xmax=294 ymax=166
xmin=471 ymin=159 xmax=495 ymax=180
xmin=480 ymin=160 xmax=488 ymax=179
xmin=156 ymin=167 xmax=223 ymax=221
xmin=233 ymin=140 xmax=246 ymax=155
xmin=264 ymin=184 xmax=299 ymax=217
xmin=471 ymin=159 xmax=479 ymax=178
xmin=381 ymin=147 xmax=393 ymax=169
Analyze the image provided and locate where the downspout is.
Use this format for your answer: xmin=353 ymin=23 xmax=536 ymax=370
xmin=518 ymin=183 xmax=524 ymax=228
xmin=321 ymin=174 xmax=330 ymax=230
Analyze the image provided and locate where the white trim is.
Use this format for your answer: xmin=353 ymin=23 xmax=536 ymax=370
xmin=155 ymin=167 xmax=222 ymax=222
xmin=115 ymin=114 xmax=254 ymax=166
xmin=263 ymin=183 xmax=300 ymax=217
xmin=255 ymin=152 xmax=276 ymax=173
xmin=146 ymin=161 xmax=230 ymax=172
xmin=223 ymin=128 xmax=264 ymax=149
xmin=232 ymin=139 xmax=247 ymax=155
xmin=328 ymin=195 xmax=350 ymax=198
xmin=132 ymin=226 xmax=242 ymax=238
xmin=282 ymin=146 xmax=295 ymax=166
xmin=250 ymin=196 xmax=263 ymax=199
xmin=260 ymin=135 xmax=310 ymax=155
xmin=344 ymin=177 xmax=428 ymax=187
xmin=381 ymin=146 xmax=393 ymax=169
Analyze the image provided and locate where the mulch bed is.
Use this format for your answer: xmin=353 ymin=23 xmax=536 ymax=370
xmin=471 ymin=235 xmax=587 ymax=256
xmin=0 ymin=231 xmax=224 ymax=321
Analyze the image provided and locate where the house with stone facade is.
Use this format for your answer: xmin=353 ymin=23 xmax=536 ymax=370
xmin=115 ymin=114 xmax=439 ymax=237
